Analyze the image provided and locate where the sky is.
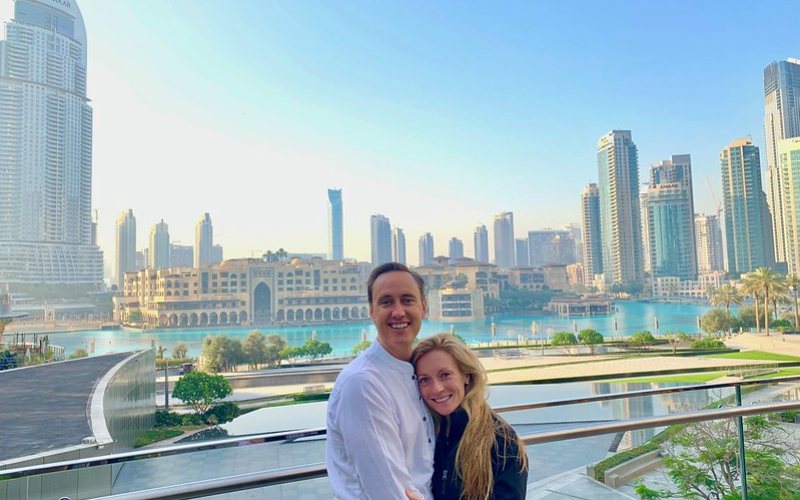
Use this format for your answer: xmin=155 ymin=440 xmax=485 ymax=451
xmin=2 ymin=0 xmax=798 ymax=278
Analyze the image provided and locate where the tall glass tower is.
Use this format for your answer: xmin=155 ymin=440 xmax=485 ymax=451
xmin=473 ymin=225 xmax=489 ymax=263
xmin=392 ymin=227 xmax=406 ymax=264
xmin=115 ymin=210 xmax=137 ymax=289
xmin=597 ymin=130 xmax=643 ymax=286
xmin=194 ymin=213 xmax=213 ymax=267
xmin=418 ymin=233 xmax=434 ymax=266
xmin=328 ymin=189 xmax=343 ymax=260
xmin=644 ymin=155 xmax=698 ymax=280
xmin=720 ymin=137 xmax=774 ymax=275
xmin=0 ymin=0 xmax=103 ymax=285
xmin=778 ymin=137 xmax=800 ymax=274
xmin=764 ymin=58 xmax=800 ymax=265
xmin=580 ymin=183 xmax=603 ymax=282
xmin=370 ymin=214 xmax=391 ymax=266
xmin=493 ymin=212 xmax=515 ymax=269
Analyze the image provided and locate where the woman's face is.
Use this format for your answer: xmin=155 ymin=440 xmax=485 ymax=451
xmin=415 ymin=349 xmax=469 ymax=416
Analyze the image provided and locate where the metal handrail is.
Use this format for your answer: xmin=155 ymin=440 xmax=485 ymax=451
xmin=5 ymin=375 xmax=800 ymax=480
xmin=494 ymin=374 xmax=800 ymax=413
xmin=93 ymin=399 xmax=800 ymax=500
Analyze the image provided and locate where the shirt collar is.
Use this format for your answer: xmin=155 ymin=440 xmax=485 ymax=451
xmin=368 ymin=340 xmax=415 ymax=376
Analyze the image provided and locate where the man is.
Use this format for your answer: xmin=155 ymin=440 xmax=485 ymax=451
xmin=327 ymin=262 xmax=435 ymax=499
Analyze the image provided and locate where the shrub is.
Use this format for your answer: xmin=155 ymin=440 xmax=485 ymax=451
xmin=204 ymin=402 xmax=240 ymax=425
xmin=155 ymin=409 xmax=183 ymax=427
xmin=691 ymin=338 xmax=726 ymax=350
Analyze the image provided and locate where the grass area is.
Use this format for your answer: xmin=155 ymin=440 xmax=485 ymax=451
xmin=747 ymin=367 xmax=800 ymax=379
xmin=134 ymin=428 xmax=183 ymax=448
xmin=707 ymin=350 xmax=800 ymax=362
xmin=606 ymin=371 xmax=726 ymax=384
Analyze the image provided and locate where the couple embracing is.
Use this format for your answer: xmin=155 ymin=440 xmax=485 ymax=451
xmin=327 ymin=263 xmax=528 ymax=499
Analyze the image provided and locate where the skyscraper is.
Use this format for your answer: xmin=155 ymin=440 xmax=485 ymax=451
xmin=597 ymin=130 xmax=644 ymax=285
xmin=115 ymin=210 xmax=136 ymax=289
xmin=644 ymin=155 xmax=698 ymax=280
xmin=493 ymin=212 xmax=515 ymax=269
xmin=392 ymin=227 xmax=406 ymax=264
xmin=778 ymin=137 xmax=800 ymax=274
xmin=328 ymin=189 xmax=344 ymax=260
xmin=527 ymin=229 xmax=570 ymax=267
xmin=194 ymin=213 xmax=213 ymax=268
xmin=419 ymin=233 xmax=434 ymax=266
xmin=764 ymin=58 xmax=800 ymax=265
xmin=639 ymin=192 xmax=651 ymax=274
xmin=0 ymin=0 xmax=103 ymax=285
xmin=720 ymin=137 xmax=774 ymax=275
xmin=580 ymin=183 xmax=603 ymax=282
xmin=170 ymin=244 xmax=194 ymax=268
xmin=370 ymin=215 xmax=392 ymax=266
xmin=449 ymin=237 xmax=464 ymax=264
xmin=150 ymin=220 xmax=171 ymax=269
xmin=515 ymin=239 xmax=529 ymax=267
xmin=473 ymin=225 xmax=489 ymax=263
xmin=695 ymin=214 xmax=724 ymax=273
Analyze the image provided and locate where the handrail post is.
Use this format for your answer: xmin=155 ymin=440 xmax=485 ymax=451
xmin=735 ymin=385 xmax=748 ymax=500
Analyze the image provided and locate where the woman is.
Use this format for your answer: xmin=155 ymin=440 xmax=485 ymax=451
xmin=412 ymin=333 xmax=528 ymax=500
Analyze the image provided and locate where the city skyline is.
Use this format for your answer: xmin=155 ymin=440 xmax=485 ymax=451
xmin=1 ymin=1 xmax=798 ymax=278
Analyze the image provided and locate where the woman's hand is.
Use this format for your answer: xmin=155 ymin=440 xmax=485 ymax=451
xmin=405 ymin=487 xmax=422 ymax=500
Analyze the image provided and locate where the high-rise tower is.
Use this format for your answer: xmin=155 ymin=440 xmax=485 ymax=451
xmin=449 ymin=237 xmax=464 ymax=264
xmin=493 ymin=212 xmax=515 ymax=269
xmin=0 ymin=0 xmax=103 ymax=285
xmin=473 ymin=225 xmax=489 ymax=263
xmin=778 ymin=137 xmax=800 ymax=274
xmin=115 ymin=210 xmax=136 ymax=289
xmin=328 ymin=189 xmax=343 ymax=260
xmin=644 ymin=155 xmax=698 ymax=280
xmin=695 ymin=214 xmax=724 ymax=272
xmin=419 ymin=233 xmax=434 ymax=266
xmin=392 ymin=227 xmax=406 ymax=264
xmin=597 ymin=130 xmax=643 ymax=285
xmin=194 ymin=213 xmax=213 ymax=268
xmin=150 ymin=220 xmax=171 ymax=270
xmin=370 ymin=215 xmax=391 ymax=266
xmin=720 ymin=137 xmax=774 ymax=275
xmin=580 ymin=184 xmax=603 ymax=283
xmin=764 ymin=59 xmax=800 ymax=265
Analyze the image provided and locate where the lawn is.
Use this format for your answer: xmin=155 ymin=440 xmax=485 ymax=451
xmin=707 ymin=350 xmax=800 ymax=362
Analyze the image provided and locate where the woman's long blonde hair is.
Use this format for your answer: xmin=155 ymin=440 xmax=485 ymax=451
xmin=412 ymin=333 xmax=528 ymax=500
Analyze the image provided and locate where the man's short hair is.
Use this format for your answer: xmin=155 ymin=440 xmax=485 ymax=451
xmin=367 ymin=262 xmax=426 ymax=304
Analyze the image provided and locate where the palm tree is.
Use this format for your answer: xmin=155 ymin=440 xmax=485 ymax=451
xmin=708 ymin=284 xmax=742 ymax=311
xmin=740 ymin=274 xmax=762 ymax=333
xmin=747 ymin=267 xmax=786 ymax=336
xmin=787 ymin=274 xmax=800 ymax=330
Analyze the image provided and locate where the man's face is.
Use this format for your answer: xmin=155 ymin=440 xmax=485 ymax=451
xmin=369 ymin=271 xmax=427 ymax=360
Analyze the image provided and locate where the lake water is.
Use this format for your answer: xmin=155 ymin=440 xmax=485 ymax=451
xmin=30 ymin=300 xmax=715 ymax=357
xmin=182 ymin=380 xmax=721 ymax=482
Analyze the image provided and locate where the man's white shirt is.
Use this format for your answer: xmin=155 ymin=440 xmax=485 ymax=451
xmin=326 ymin=341 xmax=435 ymax=499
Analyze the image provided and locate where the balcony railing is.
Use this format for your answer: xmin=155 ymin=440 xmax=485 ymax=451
xmin=4 ymin=376 xmax=800 ymax=499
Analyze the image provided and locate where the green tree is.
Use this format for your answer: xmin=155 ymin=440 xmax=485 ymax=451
xmin=280 ymin=346 xmax=305 ymax=366
xmin=172 ymin=371 xmax=233 ymax=415
xmin=578 ymin=328 xmax=604 ymax=355
xmin=691 ymin=337 xmax=726 ymax=349
xmin=156 ymin=345 xmax=167 ymax=360
xmin=352 ymin=340 xmax=371 ymax=356
xmin=786 ymin=274 xmax=800 ymax=330
xmin=737 ymin=305 xmax=766 ymax=331
xmin=69 ymin=347 xmax=88 ymax=359
xmin=201 ymin=335 xmax=244 ymax=373
xmin=551 ymin=332 xmax=578 ymax=355
xmin=647 ymin=415 xmax=800 ymax=500
xmin=663 ymin=331 xmax=691 ymax=354
xmin=242 ymin=330 xmax=268 ymax=369
xmin=700 ymin=309 xmax=737 ymax=335
xmin=629 ymin=331 xmax=656 ymax=351
xmin=128 ymin=310 xmax=143 ymax=323
xmin=708 ymin=283 xmax=742 ymax=311
xmin=302 ymin=338 xmax=332 ymax=362
xmin=264 ymin=333 xmax=288 ymax=367
xmin=172 ymin=342 xmax=188 ymax=359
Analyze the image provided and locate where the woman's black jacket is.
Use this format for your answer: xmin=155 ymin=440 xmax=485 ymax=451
xmin=431 ymin=408 xmax=528 ymax=499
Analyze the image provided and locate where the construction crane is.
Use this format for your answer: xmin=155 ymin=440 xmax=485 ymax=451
xmin=706 ymin=176 xmax=723 ymax=219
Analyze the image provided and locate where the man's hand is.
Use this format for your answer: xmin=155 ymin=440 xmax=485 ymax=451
xmin=405 ymin=488 xmax=422 ymax=500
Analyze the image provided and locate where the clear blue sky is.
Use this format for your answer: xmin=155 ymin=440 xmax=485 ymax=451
xmin=2 ymin=0 xmax=797 ymax=274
